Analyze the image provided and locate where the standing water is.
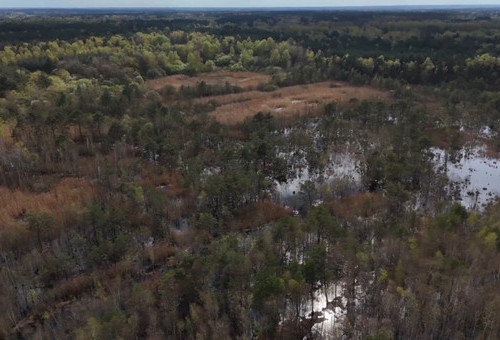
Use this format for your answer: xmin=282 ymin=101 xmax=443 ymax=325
xmin=432 ymin=145 xmax=500 ymax=210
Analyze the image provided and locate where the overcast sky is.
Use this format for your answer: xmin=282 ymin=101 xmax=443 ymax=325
xmin=0 ymin=0 xmax=499 ymax=8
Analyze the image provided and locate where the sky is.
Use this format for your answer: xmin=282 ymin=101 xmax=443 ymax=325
xmin=0 ymin=0 xmax=499 ymax=8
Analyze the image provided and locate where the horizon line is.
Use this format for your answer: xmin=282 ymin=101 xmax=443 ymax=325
xmin=1 ymin=4 xmax=500 ymax=9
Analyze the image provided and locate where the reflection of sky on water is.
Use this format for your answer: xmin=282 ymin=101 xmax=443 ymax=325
xmin=432 ymin=145 xmax=500 ymax=210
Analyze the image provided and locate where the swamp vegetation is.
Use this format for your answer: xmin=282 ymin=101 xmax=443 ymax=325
xmin=1 ymin=8 xmax=500 ymax=339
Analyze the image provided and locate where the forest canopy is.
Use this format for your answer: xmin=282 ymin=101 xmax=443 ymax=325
xmin=1 ymin=8 xmax=500 ymax=340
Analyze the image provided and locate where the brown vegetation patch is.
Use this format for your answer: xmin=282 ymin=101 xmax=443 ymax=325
xmin=426 ymin=127 xmax=453 ymax=148
xmin=0 ymin=121 xmax=14 ymax=145
xmin=230 ymin=200 xmax=292 ymax=231
xmin=51 ymin=275 xmax=94 ymax=302
xmin=144 ymin=242 xmax=177 ymax=265
xmin=0 ymin=177 xmax=94 ymax=230
xmin=277 ymin=315 xmax=323 ymax=340
xmin=328 ymin=192 xmax=387 ymax=219
xmin=426 ymin=127 xmax=466 ymax=149
xmin=145 ymin=71 xmax=272 ymax=90
xmin=413 ymin=91 xmax=446 ymax=115
xmin=197 ymin=81 xmax=390 ymax=124
xmin=141 ymin=168 xmax=186 ymax=197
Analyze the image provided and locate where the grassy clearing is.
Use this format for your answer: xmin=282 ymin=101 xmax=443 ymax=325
xmin=149 ymin=71 xmax=391 ymax=124
xmin=197 ymin=81 xmax=390 ymax=124
xmin=145 ymin=71 xmax=272 ymax=90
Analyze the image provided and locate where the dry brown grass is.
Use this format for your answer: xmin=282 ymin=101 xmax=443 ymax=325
xmin=0 ymin=121 xmax=14 ymax=145
xmin=328 ymin=192 xmax=387 ymax=219
xmin=144 ymin=242 xmax=177 ymax=264
xmin=145 ymin=71 xmax=272 ymax=90
xmin=0 ymin=177 xmax=94 ymax=230
xmin=230 ymin=200 xmax=292 ymax=231
xmin=51 ymin=275 xmax=94 ymax=301
xmin=197 ymin=81 xmax=390 ymax=124
xmin=426 ymin=127 xmax=453 ymax=149
xmin=412 ymin=85 xmax=447 ymax=116
xmin=141 ymin=168 xmax=186 ymax=197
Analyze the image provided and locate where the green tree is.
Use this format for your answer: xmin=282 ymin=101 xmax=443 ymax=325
xmin=26 ymin=212 xmax=53 ymax=249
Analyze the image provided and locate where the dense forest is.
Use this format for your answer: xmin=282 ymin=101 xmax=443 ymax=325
xmin=1 ymin=8 xmax=500 ymax=339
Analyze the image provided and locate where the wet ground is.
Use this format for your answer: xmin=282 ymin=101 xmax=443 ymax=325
xmin=432 ymin=144 xmax=500 ymax=210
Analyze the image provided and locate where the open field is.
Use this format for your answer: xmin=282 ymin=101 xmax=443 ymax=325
xmin=197 ymin=81 xmax=390 ymax=124
xmin=148 ymin=71 xmax=390 ymax=124
xmin=145 ymin=71 xmax=272 ymax=90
